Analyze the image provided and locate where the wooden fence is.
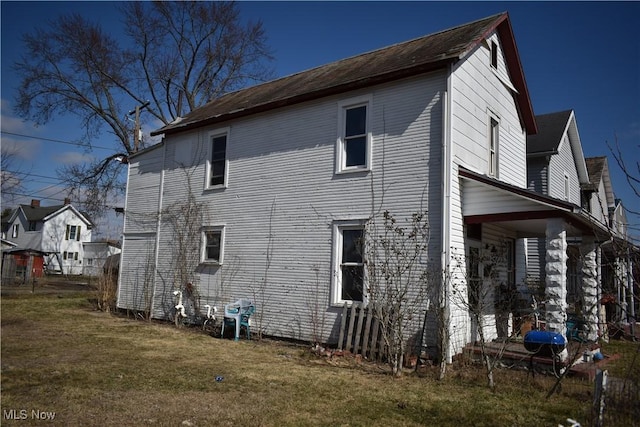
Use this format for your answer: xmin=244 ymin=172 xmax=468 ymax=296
xmin=337 ymin=303 xmax=387 ymax=361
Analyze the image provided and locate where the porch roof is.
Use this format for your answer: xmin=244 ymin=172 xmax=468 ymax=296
xmin=458 ymin=167 xmax=611 ymax=240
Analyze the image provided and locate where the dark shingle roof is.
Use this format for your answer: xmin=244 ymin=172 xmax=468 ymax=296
xmin=152 ymin=12 xmax=536 ymax=137
xmin=18 ymin=204 xmax=93 ymax=226
xmin=585 ymin=156 xmax=607 ymax=188
xmin=20 ymin=204 xmax=65 ymax=221
xmin=526 ymin=110 xmax=573 ymax=155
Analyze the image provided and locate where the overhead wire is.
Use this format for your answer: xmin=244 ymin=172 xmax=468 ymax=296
xmin=1 ymin=130 xmax=117 ymax=151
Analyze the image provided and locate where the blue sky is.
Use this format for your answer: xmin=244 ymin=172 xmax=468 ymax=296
xmin=1 ymin=1 xmax=639 ymax=240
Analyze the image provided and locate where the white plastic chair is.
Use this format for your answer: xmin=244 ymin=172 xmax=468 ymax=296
xmin=221 ymin=299 xmax=255 ymax=340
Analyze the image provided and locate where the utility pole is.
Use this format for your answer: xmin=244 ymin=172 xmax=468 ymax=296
xmin=128 ymin=101 xmax=150 ymax=153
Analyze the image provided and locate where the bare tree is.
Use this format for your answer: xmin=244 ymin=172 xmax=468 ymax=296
xmin=13 ymin=1 xmax=272 ymax=217
xmin=1 ymin=146 xmax=25 ymax=204
xmin=365 ymin=210 xmax=437 ymax=377
xmin=450 ymin=242 xmax=519 ymax=390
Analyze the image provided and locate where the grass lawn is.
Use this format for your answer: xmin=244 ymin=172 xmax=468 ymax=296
xmin=1 ymin=286 xmax=633 ymax=426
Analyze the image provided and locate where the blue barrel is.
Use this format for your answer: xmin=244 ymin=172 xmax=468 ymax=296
xmin=524 ymin=330 xmax=566 ymax=357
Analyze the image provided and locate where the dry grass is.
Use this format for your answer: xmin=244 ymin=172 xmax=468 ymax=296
xmin=0 ymin=288 xmax=609 ymax=426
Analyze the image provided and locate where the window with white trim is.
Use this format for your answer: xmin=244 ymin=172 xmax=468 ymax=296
xmin=337 ymin=96 xmax=372 ymax=173
xmin=66 ymin=224 xmax=81 ymax=241
xmin=201 ymin=226 xmax=224 ymax=264
xmin=332 ymin=221 xmax=366 ymax=304
xmin=489 ymin=116 xmax=499 ymax=177
xmin=206 ymin=129 xmax=229 ymax=189
xmin=564 ymin=173 xmax=570 ymax=201
xmin=11 ymin=224 xmax=19 ymax=238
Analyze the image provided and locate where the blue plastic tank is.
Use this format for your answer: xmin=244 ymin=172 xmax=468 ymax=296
xmin=524 ymin=330 xmax=566 ymax=356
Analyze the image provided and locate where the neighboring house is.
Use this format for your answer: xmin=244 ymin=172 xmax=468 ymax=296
xmin=525 ymin=112 xmax=635 ymax=339
xmin=525 ymin=110 xmax=591 ymax=303
xmin=117 ymin=13 xmax=627 ymax=361
xmin=5 ymin=199 xmax=93 ymax=275
xmin=583 ymin=157 xmax=634 ymax=322
xmin=83 ymin=241 xmax=121 ymax=276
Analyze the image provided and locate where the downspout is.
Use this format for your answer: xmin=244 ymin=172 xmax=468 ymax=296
xmin=149 ymin=140 xmax=167 ymax=318
xmin=441 ymin=67 xmax=453 ymax=363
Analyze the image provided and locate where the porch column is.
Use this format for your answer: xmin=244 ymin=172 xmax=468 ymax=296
xmin=545 ymin=218 xmax=567 ymax=336
xmin=581 ymin=237 xmax=599 ymax=341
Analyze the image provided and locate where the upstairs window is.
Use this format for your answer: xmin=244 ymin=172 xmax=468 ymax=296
xmin=11 ymin=224 xmax=19 ymax=238
xmin=206 ymin=129 xmax=229 ymax=189
xmin=201 ymin=226 xmax=224 ymax=265
xmin=337 ymin=96 xmax=372 ymax=173
xmin=489 ymin=116 xmax=499 ymax=177
xmin=66 ymin=225 xmax=81 ymax=241
xmin=564 ymin=173 xmax=570 ymax=201
xmin=28 ymin=221 xmax=37 ymax=231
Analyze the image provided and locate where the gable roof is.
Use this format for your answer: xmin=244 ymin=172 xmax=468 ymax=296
xmin=11 ymin=203 xmax=94 ymax=227
xmin=527 ymin=109 xmax=590 ymax=184
xmin=152 ymin=12 xmax=536 ymax=137
xmin=527 ymin=110 xmax=573 ymax=155
xmin=584 ymin=156 xmax=615 ymax=205
xmin=19 ymin=204 xmax=64 ymax=222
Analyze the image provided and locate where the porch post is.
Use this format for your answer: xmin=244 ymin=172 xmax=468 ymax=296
xmin=545 ymin=218 xmax=567 ymax=337
xmin=581 ymin=237 xmax=599 ymax=341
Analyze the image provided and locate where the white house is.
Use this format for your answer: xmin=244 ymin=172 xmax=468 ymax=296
xmin=117 ymin=13 xmax=625 ymax=361
xmin=83 ymin=241 xmax=121 ymax=276
xmin=5 ymin=199 xmax=93 ymax=275
xmin=524 ymin=111 xmax=635 ymax=341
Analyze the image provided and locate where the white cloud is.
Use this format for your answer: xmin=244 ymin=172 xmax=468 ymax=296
xmin=53 ymin=151 xmax=95 ymax=165
xmin=1 ymin=135 xmax=41 ymax=161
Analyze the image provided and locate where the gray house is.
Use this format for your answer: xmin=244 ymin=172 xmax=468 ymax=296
xmin=117 ymin=13 xmax=630 ymax=360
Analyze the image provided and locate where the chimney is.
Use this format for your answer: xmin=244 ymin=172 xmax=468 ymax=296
xmin=30 ymin=199 xmax=40 ymax=208
xmin=64 ymin=197 xmax=71 ymax=205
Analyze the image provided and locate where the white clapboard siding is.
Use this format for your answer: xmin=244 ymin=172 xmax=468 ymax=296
xmin=126 ymin=73 xmax=445 ymax=344
xmin=117 ymin=233 xmax=156 ymax=312
xmin=548 ymin=135 xmax=581 ymax=203
xmin=461 ymin=180 xmax=552 ymax=216
xmin=445 ymin=31 xmax=527 ymax=355
xmin=527 ymin=159 xmax=548 ymax=195
xmin=449 ymin=31 xmax=527 ymax=190
xmin=123 ymin=144 xmax=164 ymax=234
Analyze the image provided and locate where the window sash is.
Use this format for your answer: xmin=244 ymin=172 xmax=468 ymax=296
xmin=209 ymin=134 xmax=227 ymax=187
xmin=335 ymin=225 xmax=365 ymax=303
xmin=489 ymin=117 xmax=499 ymax=176
xmin=202 ymin=227 xmax=224 ymax=264
xmin=12 ymin=224 xmax=18 ymax=238
xmin=343 ymin=105 xmax=367 ymax=168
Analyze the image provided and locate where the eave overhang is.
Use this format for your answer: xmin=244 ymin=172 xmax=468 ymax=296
xmin=459 ymin=167 xmax=611 ymax=240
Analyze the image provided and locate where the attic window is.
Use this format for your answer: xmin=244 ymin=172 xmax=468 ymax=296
xmin=490 ymin=41 xmax=498 ymax=69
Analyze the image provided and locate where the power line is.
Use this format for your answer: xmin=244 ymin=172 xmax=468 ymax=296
xmin=1 ymin=130 xmax=116 ymax=151
xmin=2 ymin=190 xmax=121 ymax=210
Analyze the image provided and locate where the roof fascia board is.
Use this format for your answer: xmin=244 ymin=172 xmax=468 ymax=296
xmin=565 ymin=111 xmax=590 ymax=184
xmin=496 ymin=14 xmax=537 ymax=135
